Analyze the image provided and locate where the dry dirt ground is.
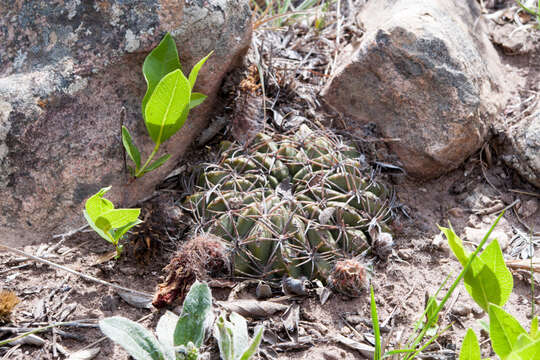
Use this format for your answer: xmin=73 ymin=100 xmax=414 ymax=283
xmin=1 ymin=1 xmax=540 ymax=359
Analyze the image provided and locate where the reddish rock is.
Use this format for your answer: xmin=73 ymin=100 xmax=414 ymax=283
xmin=323 ymin=0 xmax=506 ymax=178
xmin=0 ymin=0 xmax=252 ymax=246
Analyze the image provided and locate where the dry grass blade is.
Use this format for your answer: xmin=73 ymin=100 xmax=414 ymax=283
xmin=0 ymin=245 xmax=152 ymax=297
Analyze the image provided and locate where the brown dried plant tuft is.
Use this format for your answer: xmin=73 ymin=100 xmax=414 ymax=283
xmin=0 ymin=290 xmax=20 ymax=322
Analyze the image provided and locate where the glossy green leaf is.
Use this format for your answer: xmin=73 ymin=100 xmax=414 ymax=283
xmin=531 ymin=317 xmax=539 ymax=339
xmin=95 ymin=208 xmax=141 ymax=233
xmin=143 ymin=154 xmax=171 ymax=174
xmin=85 ymin=186 xmax=114 ymax=221
xmin=111 ymin=219 xmax=143 ymax=241
xmin=442 ymin=226 xmax=511 ymax=312
xmin=122 ymin=126 xmax=141 ymax=169
xmin=459 ymin=329 xmax=481 ymax=360
xmin=239 ymin=325 xmax=263 ymax=360
xmin=370 ymin=285 xmax=382 ymax=360
xmin=440 ymin=226 xmax=468 ymax=266
xmin=478 ymin=240 xmax=513 ymax=307
xmin=514 ymin=336 xmax=540 ymax=359
xmin=489 ymin=304 xmax=527 ymax=359
xmin=464 ymin=257 xmax=500 ymax=312
xmin=144 ymin=69 xmax=191 ymax=145
xmin=173 ymin=281 xmax=212 ymax=348
xmin=83 ymin=210 xmax=111 ymax=243
xmin=142 ymin=33 xmax=181 ymax=119
xmin=190 ymin=92 xmax=207 ymax=109
xmin=99 ymin=316 xmax=174 ymax=360
xmin=188 ymin=51 xmax=213 ymax=88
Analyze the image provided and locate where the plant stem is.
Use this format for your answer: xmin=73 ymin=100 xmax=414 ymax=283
xmin=135 ymin=142 xmax=160 ymax=177
xmin=0 ymin=321 xmax=80 ymax=347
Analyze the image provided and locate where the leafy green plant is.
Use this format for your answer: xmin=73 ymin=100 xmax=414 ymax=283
xmin=446 ymin=224 xmax=539 ymax=360
xmin=99 ymin=281 xmax=212 ymax=360
xmin=83 ymin=186 xmax=141 ymax=258
xmin=214 ymin=311 xmax=264 ymax=360
xmin=369 ymin=212 xmax=539 ymax=359
xmin=122 ymin=33 xmax=212 ymax=178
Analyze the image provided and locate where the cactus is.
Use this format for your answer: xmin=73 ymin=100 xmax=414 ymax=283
xmin=185 ymin=124 xmax=393 ymax=289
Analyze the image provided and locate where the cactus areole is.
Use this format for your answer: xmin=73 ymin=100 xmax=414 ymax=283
xmin=185 ymin=124 xmax=393 ymax=289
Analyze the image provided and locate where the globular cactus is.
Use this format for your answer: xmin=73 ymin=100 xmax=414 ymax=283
xmin=184 ymin=124 xmax=393 ymax=289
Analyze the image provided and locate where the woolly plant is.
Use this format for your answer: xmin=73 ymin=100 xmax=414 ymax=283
xmin=184 ymin=124 xmax=394 ymax=293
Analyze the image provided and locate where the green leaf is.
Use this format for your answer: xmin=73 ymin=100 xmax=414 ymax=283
xmin=85 ymin=186 xmax=114 ymax=222
xmin=111 ymin=219 xmax=143 ymax=241
xmin=531 ymin=317 xmax=539 ymax=339
xmin=489 ymin=304 xmax=527 ymax=359
xmin=189 ymin=92 xmax=207 ymax=109
xmin=425 ymin=296 xmax=439 ymax=325
xmin=143 ymin=154 xmax=171 ymax=174
xmin=99 ymin=316 xmax=173 ymax=360
xmin=478 ymin=240 xmax=513 ymax=307
xmin=370 ymin=285 xmax=382 ymax=360
xmin=214 ymin=315 xmax=233 ymax=360
xmin=122 ymin=126 xmax=141 ymax=169
xmin=95 ymin=208 xmax=142 ymax=233
xmin=144 ymin=69 xmax=191 ymax=145
xmin=440 ymin=226 xmax=469 ymax=266
xmin=239 ymin=325 xmax=263 ymax=360
xmin=514 ymin=337 xmax=540 ymax=359
xmin=156 ymin=311 xmax=179 ymax=350
xmin=188 ymin=51 xmax=213 ymax=89
xmin=460 ymin=329 xmax=481 ymax=360
xmin=442 ymin=229 xmax=508 ymax=312
xmin=463 ymin=257 xmax=500 ymax=312
xmin=142 ymin=33 xmax=181 ymax=119
xmin=230 ymin=312 xmax=249 ymax=357
xmin=173 ymin=281 xmax=212 ymax=348
xmin=83 ymin=210 xmax=112 ymax=243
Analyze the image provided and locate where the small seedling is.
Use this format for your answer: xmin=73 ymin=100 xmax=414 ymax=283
xmin=122 ymin=33 xmax=212 ymax=178
xmin=83 ymin=186 xmax=142 ymax=258
xmin=99 ymin=281 xmax=213 ymax=360
xmin=214 ymin=311 xmax=264 ymax=360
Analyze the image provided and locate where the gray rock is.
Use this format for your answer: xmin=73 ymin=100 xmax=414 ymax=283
xmin=502 ymin=105 xmax=540 ymax=188
xmin=0 ymin=0 xmax=252 ymax=246
xmin=323 ymin=0 xmax=506 ymax=178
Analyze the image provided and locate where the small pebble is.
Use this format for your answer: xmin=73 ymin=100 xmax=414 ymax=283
xmin=447 ymin=207 xmax=465 ymax=218
xmin=255 ymin=281 xmax=272 ymax=299
xmin=397 ymin=248 xmax=413 ymax=260
xmin=309 ymin=322 xmax=328 ymax=335
xmin=345 ymin=314 xmax=364 ymax=325
xmin=471 ymin=306 xmax=484 ymax=318
xmin=340 ymin=326 xmax=351 ymax=336
xmin=323 ymin=349 xmax=347 ymax=360
xmin=451 ymin=304 xmax=471 ymax=317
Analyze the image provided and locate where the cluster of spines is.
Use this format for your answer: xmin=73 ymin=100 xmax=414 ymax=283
xmin=185 ymin=124 xmax=393 ymax=288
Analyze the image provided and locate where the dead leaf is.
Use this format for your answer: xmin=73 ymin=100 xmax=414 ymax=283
xmin=333 ymin=334 xmax=374 ymax=358
xmin=118 ymin=291 xmax=153 ymax=309
xmin=217 ymin=299 xmax=288 ymax=318
xmin=94 ymin=251 xmax=116 ymax=265
xmin=66 ymin=347 xmax=101 ymax=360
xmin=281 ymin=303 xmax=299 ymax=333
xmin=8 ymin=334 xmax=46 ymax=346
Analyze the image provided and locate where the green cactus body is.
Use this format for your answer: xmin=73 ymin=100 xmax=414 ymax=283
xmin=185 ymin=124 xmax=393 ymax=283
